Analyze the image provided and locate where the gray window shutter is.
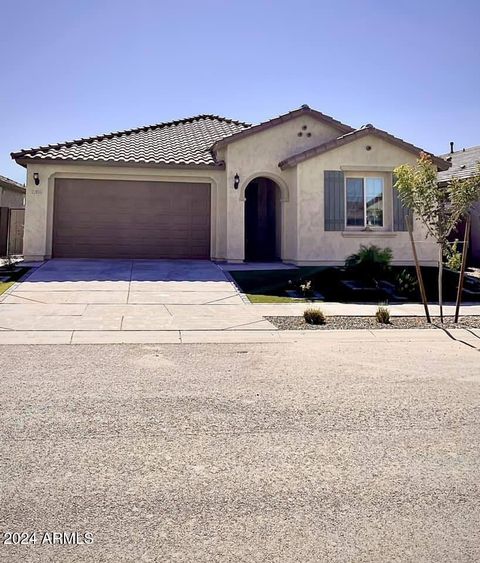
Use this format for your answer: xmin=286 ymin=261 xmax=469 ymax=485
xmin=324 ymin=170 xmax=345 ymax=231
xmin=392 ymin=173 xmax=408 ymax=231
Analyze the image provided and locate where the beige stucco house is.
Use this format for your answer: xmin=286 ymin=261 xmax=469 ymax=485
xmin=12 ymin=105 xmax=450 ymax=264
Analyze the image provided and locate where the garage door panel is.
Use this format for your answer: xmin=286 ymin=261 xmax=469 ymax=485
xmin=53 ymin=179 xmax=211 ymax=259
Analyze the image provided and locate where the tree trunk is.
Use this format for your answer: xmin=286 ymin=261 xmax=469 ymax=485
xmin=438 ymin=244 xmax=444 ymax=323
xmin=406 ymin=214 xmax=431 ymax=322
xmin=454 ymin=215 xmax=471 ymax=323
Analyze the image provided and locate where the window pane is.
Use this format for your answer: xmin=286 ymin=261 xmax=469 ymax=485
xmin=346 ymin=178 xmax=364 ymax=226
xmin=365 ymin=177 xmax=383 ymax=227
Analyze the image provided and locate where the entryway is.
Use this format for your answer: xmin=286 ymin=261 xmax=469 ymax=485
xmin=244 ymin=177 xmax=281 ymax=261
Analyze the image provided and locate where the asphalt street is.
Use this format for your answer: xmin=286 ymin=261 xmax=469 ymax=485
xmin=0 ymin=340 xmax=479 ymax=562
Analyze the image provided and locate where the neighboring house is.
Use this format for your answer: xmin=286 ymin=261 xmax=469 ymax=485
xmin=0 ymin=174 xmax=25 ymax=208
xmin=438 ymin=144 xmax=480 ymax=265
xmin=11 ymin=105 xmax=450 ymax=264
xmin=0 ymin=175 xmax=26 ymax=256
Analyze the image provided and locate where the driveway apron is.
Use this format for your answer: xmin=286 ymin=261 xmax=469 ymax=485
xmin=0 ymin=259 xmax=274 ymax=335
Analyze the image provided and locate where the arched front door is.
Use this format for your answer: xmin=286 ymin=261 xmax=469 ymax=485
xmin=244 ymin=177 xmax=281 ymax=261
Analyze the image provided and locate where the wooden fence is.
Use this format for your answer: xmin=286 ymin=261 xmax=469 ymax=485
xmin=0 ymin=207 xmax=25 ymax=256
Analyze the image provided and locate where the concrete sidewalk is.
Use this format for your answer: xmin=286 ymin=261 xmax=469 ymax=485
xmin=0 ymin=328 xmax=479 ymax=347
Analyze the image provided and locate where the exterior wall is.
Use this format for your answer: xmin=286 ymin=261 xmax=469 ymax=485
xmin=22 ymin=126 xmax=438 ymax=265
xmin=296 ymin=133 xmax=438 ymax=265
xmin=23 ymin=163 xmax=226 ymax=261
xmin=0 ymin=186 xmax=25 ymax=208
xmin=471 ymin=201 xmax=480 ymax=265
xmin=224 ymin=115 xmax=342 ymax=261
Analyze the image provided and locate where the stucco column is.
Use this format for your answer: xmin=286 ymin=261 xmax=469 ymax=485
xmin=23 ymin=167 xmax=51 ymax=261
xmin=226 ymin=179 xmax=245 ymax=262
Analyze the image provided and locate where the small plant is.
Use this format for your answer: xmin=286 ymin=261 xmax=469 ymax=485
xmin=396 ymin=269 xmax=418 ymax=297
xmin=444 ymin=240 xmax=462 ymax=271
xmin=304 ymin=307 xmax=326 ymax=325
xmin=299 ymin=279 xmax=314 ymax=299
xmin=1 ymin=255 xmax=16 ymax=272
xmin=375 ymin=305 xmax=390 ymax=324
xmin=345 ymin=244 xmax=393 ymax=283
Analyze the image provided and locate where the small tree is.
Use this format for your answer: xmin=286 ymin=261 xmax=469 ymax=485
xmin=394 ymin=153 xmax=480 ymax=322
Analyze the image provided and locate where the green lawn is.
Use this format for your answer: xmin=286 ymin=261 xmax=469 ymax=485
xmin=246 ymin=293 xmax=309 ymax=303
xmin=231 ymin=267 xmax=328 ymax=303
xmin=0 ymin=281 xmax=14 ymax=295
xmin=0 ymin=267 xmax=30 ymax=295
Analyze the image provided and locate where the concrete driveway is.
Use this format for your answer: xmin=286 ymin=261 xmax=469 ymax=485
xmin=0 ymin=259 xmax=273 ymax=341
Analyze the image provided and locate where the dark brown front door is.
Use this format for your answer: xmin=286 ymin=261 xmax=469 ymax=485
xmin=245 ymin=178 xmax=278 ymax=261
xmin=53 ymin=179 xmax=211 ymax=258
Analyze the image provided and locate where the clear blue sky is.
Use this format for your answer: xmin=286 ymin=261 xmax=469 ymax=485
xmin=1 ymin=0 xmax=479 ymax=183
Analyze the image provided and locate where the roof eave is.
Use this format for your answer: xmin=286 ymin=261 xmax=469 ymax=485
xmin=438 ymin=171 xmax=479 ymax=186
xmin=0 ymin=181 xmax=26 ymax=193
xmin=11 ymin=157 xmax=28 ymax=169
xmin=279 ymin=128 xmax=451 ymax=171
xmin=13 ymin=156 xmax=226 ymax=171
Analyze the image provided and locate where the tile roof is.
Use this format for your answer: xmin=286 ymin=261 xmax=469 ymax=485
xmin=279 ymin=125 xmax=451 ymax=171
xmin=438 ymin=145 xmax=480 ymax=183
xmin=11 ymin=107 xmax=451 ymax=174
xmin=11 ymin=115 xmax=250 ymax=168
xmin=0 ymin=174 xmax=25 ymax=192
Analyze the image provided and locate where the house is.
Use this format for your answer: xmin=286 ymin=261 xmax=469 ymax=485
xmin=0 ymin=174 xmax=25 ymax=208
xmin=11 ymin=105 xmax=450 ymax=264
xmin=438 ymin=143 xmax=480 ymax=265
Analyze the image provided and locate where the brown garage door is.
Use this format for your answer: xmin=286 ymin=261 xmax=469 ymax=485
xmin=53 ymin=179 xmax=211 ymax=258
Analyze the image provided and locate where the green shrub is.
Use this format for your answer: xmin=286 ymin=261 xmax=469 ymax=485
xmin=396 ymin=269 xmax=418 ymax=297
xmin=304 ymin=307 xmax=326 ymax=325
xmin=345 ymin=244 xmax=393 ymax=281
xmin=375 ymin=305 xmax=390 ymax=324
xmin=444 ymin=240 xmax=462 ymax=271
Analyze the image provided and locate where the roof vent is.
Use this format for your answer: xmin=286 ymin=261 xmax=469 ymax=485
xmin=450 ymin=141 xmax=454 ymax=154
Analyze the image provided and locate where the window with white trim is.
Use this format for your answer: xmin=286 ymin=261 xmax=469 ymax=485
xmin=346 ymin=177 xmax=384 ymax=227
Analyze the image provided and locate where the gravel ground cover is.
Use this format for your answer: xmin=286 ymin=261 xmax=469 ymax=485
xmin=266 ymin=315 xmax=480 ymax=330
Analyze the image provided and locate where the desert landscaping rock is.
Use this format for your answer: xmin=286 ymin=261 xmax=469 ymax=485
xmin=266 ymin=315 xmax=480 ymax=330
